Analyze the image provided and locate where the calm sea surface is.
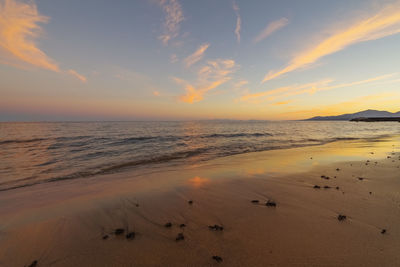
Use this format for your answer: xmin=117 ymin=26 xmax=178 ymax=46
xmin=1 ymin=121 xmax=399 ymax=191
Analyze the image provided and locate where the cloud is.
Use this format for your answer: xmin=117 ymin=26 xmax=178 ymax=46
xmin=241 ymin=79 xmax=332 ymax=103
xmin=184 ymin=43 xmax=209 ymax=67
xmin=273 ymin=100 xmax=293 ymax=105
xmin=262 ymin=2 xmax=400 ymax=83
xmin=278 ymin=92 xmax=400 ymax=120
xmin=233 ymin=79 xmax=248 ymax=88
xmin=242 ymin=73 xmax=396 ymax=103
xmin=158 ymin=0 xmax=184 ymax=45
xmin=174 ymin=59 xmax=237 ymax=103
xmin=0 ymin=0 xmax=59 ymax=71
xmin=170 ymin=53 xmax=178 ymax=63
xmin=0 ymin=0 xmax=87 ymax=83
xmin=233 ymin=1 xmax=241 ymax=43
xmin=67 ymin=69 xmax=87 ymax=83
xmin=253 ymin=17 xmax=289 ymax=43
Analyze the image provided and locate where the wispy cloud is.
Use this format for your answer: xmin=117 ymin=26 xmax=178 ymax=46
xmin=278 ymin=92 xmax=400 ymax=120
xmin=158 ymin=0 xmax=184 ymax=45
xmin=233 ymin=1 xmax=241 ymax=43
xmin=0 ymin=0 xmax=59 ymax=71
xmin=241 ymin=79 xmax=333 ymax=103
xmin=253 ymin=17 xmax=289 ymax=43
xmin=233 ymin=79 xmax=248 ymax=88
xmin=243 ymin=73 xmax=396 ymax=103
xmin=184 ymin=43 xmax=209 ymax=67
xmin=67 ymin=69 xmax=87 ymax=83
xmin=170 ymin=53 xmax=178 ymax=63
xmin=262 ymin=2 xmax=400 ymax=83
xmin=273 ymin=100 xmax=293 ymax=106
xmin=0 ymin=0 xmax=87 ymax=83
xmin=174 ymin=59 xmax=237 ymax=103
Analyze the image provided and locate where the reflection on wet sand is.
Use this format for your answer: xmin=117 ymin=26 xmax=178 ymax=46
xmin=188 ymin=176 xmax=210 ymax=187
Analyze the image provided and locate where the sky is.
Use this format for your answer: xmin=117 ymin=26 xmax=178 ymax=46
xmin=0 ymin=0 xmax=400 ymax=121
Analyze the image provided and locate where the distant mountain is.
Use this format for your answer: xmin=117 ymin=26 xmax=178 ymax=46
xmin=306 ymin=109 xmax=400 ymax=121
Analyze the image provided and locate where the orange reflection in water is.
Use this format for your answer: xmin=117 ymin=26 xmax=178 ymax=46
xmin=188 ymin=176 xmax=210 ymax=187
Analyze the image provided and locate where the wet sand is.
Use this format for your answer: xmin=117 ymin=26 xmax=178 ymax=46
xmin=0 ymin=136 xmax=400 ymax=266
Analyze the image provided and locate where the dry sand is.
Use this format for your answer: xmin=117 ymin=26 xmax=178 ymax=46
xmin=0 ymin=136 xmax=400 ymax=266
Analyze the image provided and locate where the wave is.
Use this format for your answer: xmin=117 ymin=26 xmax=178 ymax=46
xmin=201 ymin=132 xmax=272 ymax=138
xmin=0 ymin=133 xmax=396 ymax=192
xmin=0 ymin=138 xmax=47 ymax=145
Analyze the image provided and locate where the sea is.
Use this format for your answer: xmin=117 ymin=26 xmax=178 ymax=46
xmin=1 ymin=121 xmax=399 ymax=191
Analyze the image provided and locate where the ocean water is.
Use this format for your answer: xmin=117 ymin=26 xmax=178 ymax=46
xmin=0 ymin=121 xmax=399 ymax=191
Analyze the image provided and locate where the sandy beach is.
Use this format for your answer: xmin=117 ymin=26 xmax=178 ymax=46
xmin=1 ymin=136 xmax=400 ymax=266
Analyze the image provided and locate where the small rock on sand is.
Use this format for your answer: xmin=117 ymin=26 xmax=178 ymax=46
xmin=126 ymin=232 xmax=136 ymax=240
xmin=176 ymin=233 xmax=184 ymax=241
xmin=114 ymin=228 xmax=125 ymax=235
xmin=212 ymin=256 xmax=223 ymax=263
xmin=266 ymin=200 xmax=277 ymax=207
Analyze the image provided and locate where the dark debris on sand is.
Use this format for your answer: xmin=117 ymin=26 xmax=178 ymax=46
xmin=102 ymin=235 xmax=109 ymax=240
xmin=164 ymin=222 xmax=172 ymax=228
xmin=266 ymin=200 xmax=277 ymax=207
xmin=114 ymin=228 xmax=125 ymax=235
xmin=212 ymin=256 xmax=223 ymax=263
xmin=337 ymin=214 xmax=347 ymax=221
xmin=208 ymin=224 xmax=224 ymax=231
xmin=27 ymin=260 xmax=38 ymax=267
xmin=313 ymin=185 xmax=321 ymax=189
xmin=381 ymin=229 xmax=387 ymax=234
xmin=126 ymin=232 xmax=136 ymax=240
xmin=251 ymin=199 xmax=260 ymax=204
xmin=176 ymin=233 xmax=184 ymax=241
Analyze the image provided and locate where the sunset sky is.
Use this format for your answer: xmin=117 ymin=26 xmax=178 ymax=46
xmin=1 ymin=0 xmax=400 ymax=121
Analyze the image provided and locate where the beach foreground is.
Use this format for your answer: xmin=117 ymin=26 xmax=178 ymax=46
xmin=1 ymin=137 xmax=400 ymax=266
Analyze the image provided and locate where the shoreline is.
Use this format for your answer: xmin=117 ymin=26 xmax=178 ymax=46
xmin=0 ymin=136 xmax=400 ymax=266
xmin=1 ymin=133 xmax=399 ymax=193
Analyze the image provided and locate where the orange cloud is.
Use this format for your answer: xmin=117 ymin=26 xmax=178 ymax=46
xmin=262 ymin=2 xmax=400 ymax=83
xmin=170 ymin=53 xmax=178 ymax=63
xmin=278 ymin=92 xmax=400 ymax=120
xmin=273 ymin=100 xmax=292 ymax=105
xmin=158 ymin=0 xmax=184 ymax=45
xmin=67 ymin=69 xmax=87 ymax=83
xmin=233 ymin=1 xmax=241 ymax=43
xmin=0 ymin=0 xmax=59 ymax=71
xmin=241 ymin=79 xmax=332 ymax=103
xmin=175 ymin=59 xmax=237 ymax=103
xmin=253 ymin=17 xmax=289 ymax=43
xmin=184 ymin=43 xmax=209 ymax=67
xmin=244 ymin=73 xmax=396 ymax=103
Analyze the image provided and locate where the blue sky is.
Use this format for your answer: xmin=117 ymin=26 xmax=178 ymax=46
xmin=0 ymin=0 xmax=400 ymax=120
